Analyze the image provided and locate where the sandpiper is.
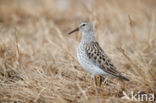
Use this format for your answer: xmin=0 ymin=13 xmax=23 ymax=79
xmin=68 ymin=21 xmax=129 ymax=86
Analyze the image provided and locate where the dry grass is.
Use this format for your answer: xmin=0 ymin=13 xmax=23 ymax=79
xmin=0 ymin=0 xmax=156 ymax=103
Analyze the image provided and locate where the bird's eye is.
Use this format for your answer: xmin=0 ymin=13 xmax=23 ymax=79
xmin=82 ymin=24 xmax=86 ymax=26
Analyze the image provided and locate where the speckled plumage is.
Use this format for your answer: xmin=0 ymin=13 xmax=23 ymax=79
xmin=69 ymin=21 xmax=129 ymax=81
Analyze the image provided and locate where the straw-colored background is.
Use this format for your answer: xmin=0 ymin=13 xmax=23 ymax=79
xmin=0 ymin=0 xmax=156 ymax=103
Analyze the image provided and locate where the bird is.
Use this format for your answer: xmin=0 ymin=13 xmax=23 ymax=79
xmin=68 ymin=21 xmax=129 ymax=87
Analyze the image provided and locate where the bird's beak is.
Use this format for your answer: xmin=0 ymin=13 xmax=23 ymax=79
xmin=68 ymin=27 xmax=79 ymax=35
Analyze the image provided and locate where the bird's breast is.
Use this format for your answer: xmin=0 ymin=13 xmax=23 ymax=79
xmin=77 ymin=44 xmax=105 ymax=75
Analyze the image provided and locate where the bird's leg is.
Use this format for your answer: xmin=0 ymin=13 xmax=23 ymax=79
xmin=94 ymin=75 xmax=97 ymax=87
xmin=94 ymin=75 xmax=103 ymax=87
xmin=94 ymin=75 xmax=103 ymax=103
xmin=94 ymin=75 xmax=99 ymax=103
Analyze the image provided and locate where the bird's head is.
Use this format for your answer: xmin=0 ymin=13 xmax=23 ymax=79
xmin=68 ymin=21 xmax=93 ymax=35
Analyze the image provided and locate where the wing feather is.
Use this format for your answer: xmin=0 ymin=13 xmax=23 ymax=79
xmin=85 ymin=42 xmax=129 ymax=81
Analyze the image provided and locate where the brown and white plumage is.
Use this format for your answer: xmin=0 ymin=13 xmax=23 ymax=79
xmin=68 ymin=21 xmax=129 ymax=82
xmin=85 ymin=41 xmax=129 ymax=81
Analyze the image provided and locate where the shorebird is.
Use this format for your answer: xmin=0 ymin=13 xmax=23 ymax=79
xmin=68 ymin=21 xmax=129 ymax=87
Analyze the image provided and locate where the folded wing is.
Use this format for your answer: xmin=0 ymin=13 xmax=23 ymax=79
xmin=85 ymin=42 xmax=129 ymax=81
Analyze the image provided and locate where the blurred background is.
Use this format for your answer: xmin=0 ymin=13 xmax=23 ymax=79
xmin=0 ymin=0 xmax=156 ymax=30
xmin=0 ymin=0 xmax=156 ymax=103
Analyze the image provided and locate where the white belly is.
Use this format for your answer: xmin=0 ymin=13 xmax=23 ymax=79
xmin=77 ymin=46 xmax=106 ymax=75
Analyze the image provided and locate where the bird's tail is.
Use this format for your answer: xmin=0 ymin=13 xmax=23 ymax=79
xmin=118 ymin=75 xmax=129 ymax=81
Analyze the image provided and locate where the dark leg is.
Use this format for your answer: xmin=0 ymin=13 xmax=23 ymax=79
xmin=94 ymin=75 xmax=97 ymax=86
xmin=94 ymin=75 xmax=103 ymax=87
xmin=94 ymin=75 xmax=103 ymax=103
xmin=99 ymin=75 xmax=103 ymax=87
xmin=94 ymin=75 xmax=98 ymax=103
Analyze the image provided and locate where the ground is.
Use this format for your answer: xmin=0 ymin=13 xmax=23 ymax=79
xmin=0 ymin=0 xmax=156 ymax=103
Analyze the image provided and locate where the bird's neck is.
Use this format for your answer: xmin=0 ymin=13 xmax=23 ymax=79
xmin=81 ymin=31 xmax=96 ymax=43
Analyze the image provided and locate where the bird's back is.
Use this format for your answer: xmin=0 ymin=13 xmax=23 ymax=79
xmin=85 ymin=41 xmax=129 ymax=81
